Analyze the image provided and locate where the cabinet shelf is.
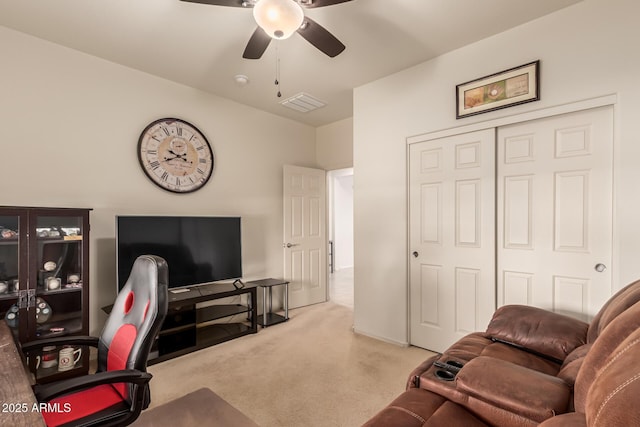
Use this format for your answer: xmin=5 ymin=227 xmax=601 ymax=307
xmin=36 ymin=311 xmax=83 ymax=339
xmin=38 ymin=237 xmax=83 ymax=244
xmin=0 ymin=292 xmax=19 ymax=301
xmin=37 ymin=286 xmax=83 ymax=296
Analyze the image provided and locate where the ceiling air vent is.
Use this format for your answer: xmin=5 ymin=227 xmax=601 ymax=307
xmin=280 ymin=92 xmax=326 ymax=113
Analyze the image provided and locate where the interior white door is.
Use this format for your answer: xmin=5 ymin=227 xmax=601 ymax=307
xmin=409 ymin=129 xmax=496 ymax=353
xmin=497 ymin=106 xmax=613 ymax=320
xmin=283 ymin=165 xmax=327 ymax=308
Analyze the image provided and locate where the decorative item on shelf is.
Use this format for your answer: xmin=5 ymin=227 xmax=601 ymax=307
xmin=61 ymin=227 xmax=80 ymax=236
xmin=0 ymin=228 xmax=17 ymax=239
xmin=43 ymin=261 xmax=57 ymax=272
xmin=0 ymin=281 xmax=7 ymax=294
xmin=37 ymin=227 xmax=65 ymax=238
xmin=66 ymin=273 xmax=82 ymax=289
xmin=46 ymin=277 xmax=61 ymax=291
xmin=35 ymin=297 xmax=52 ymax=324
xmin=58 ymin=346 xmax=82 ymax=372
xmin=36 ymin=346 xmax=58 ymax=369
xmin=4 ymin=304 xmax=18 ymax=328
xmin=11 ymin=279 xmax=19 ymax=292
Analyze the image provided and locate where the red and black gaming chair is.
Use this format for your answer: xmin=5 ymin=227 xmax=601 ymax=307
xmin=22 ymin=255 xmax=168 ymax=427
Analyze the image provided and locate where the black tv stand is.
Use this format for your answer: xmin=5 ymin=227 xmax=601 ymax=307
xmin=149 ymin=282 xmax=257 ymax=364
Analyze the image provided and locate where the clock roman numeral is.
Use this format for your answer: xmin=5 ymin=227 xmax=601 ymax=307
xmin=162 ymin=127 xmax=170 ymax=136
xmin=152 ymin=135 xmax=162 ymax=142
xmin=199 ymin=158 xmax=207 ymax=164
xmin=196 ymin=145 xmax=204 ymax=151
xmin=149 ymin=160 xmax=160 ymax=170
xmin=161 ymin=171 xmax=169 ymax=181
xmin=146 ymin=150 xmax=157 ymax=155
xmin=176 ymin=127 xmax=183 ymax=136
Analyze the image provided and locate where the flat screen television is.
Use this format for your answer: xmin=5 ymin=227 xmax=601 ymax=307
xmin=116 ymin=216 xmax=242 ymax=291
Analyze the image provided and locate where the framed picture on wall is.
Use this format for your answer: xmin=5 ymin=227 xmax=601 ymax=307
xmin=456 ymin=60 xmax=540 ymax=119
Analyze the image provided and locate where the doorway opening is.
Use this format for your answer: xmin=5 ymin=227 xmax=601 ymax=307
xmin=327 ymin=168 xmax=354 ymax=308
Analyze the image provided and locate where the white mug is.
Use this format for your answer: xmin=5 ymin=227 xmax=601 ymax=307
xmin=58 ymin=347 xmax=82 ymax=371
xmin=36 ymin=345 xmax=58 ymax=369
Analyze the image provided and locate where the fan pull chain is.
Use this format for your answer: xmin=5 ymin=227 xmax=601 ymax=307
xmin=275 ymin=42 xmax=282 ymax=98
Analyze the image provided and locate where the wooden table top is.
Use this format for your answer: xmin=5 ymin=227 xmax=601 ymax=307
xmin=0 ymin=320 xmax=46 ymax=426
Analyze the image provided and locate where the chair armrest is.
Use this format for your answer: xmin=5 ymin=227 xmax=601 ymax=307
xmin=455 ymin=356 xmax=571 ymax=423
xmin=34 ymin=369 xmax=152 ymax=402
xmin=21 ymin=336 xmax=99 ymax=352
xmin=486 ymin=305 xmax=588 ymax=362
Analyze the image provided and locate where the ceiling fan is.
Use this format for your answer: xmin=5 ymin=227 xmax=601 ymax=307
xmin=180 ymin=0 xmax=352 ymax=59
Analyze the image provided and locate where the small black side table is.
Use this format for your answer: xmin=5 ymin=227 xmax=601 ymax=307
xmin=248 ymin=278 xmax=289 ymax=327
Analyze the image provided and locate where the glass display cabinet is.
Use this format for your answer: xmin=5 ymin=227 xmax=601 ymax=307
xmin=0 ymin=206 xmax=90 ymax=384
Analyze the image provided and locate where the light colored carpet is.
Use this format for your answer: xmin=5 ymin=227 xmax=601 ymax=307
xmin=146 ymin=302 xmax=435 ymax=426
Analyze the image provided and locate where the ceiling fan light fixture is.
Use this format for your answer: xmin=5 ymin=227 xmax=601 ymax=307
xmin=253 ymin=0 xmax=304 ymax=39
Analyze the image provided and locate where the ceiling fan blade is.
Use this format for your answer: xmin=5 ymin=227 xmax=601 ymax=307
xmin=243 ymin=26 xmax=272 ymax=59
xmin=302 ymin=0 xmax=353 ymax=8
xmin=296 ymin=17 xmax=345 ymax=57
xmin=179 ymin=0 xmax=247 ymax=7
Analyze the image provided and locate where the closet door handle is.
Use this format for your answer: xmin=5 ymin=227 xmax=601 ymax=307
xmin=412 ymin=251 xmax=419 ymax=258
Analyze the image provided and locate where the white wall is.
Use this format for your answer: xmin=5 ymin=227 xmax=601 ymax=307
xmin=0 ymin=26 xmax=317 ymax=335
xmin=333 ymin=173 xmax=354 ymax=270
xmin=353 ymin=0 xmax=640 ymax=345
xmin=316 ymin=117 xmax=353 ymax=171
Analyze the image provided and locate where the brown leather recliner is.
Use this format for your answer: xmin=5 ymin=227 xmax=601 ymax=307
xmin=363 ymin=279 xmax=640 ymax=427
xmin=364 ymin=308 xmax=640 ymax=427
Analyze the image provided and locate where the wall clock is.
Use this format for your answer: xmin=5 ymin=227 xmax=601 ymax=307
xmin=138 ymin=118 xmax=214 ymax=193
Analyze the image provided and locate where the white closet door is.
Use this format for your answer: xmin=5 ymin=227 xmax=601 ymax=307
xmin=409 ymin=129 xmax=496 ymax=352
xmin=497 ymin=106 xmax=613 ymax=320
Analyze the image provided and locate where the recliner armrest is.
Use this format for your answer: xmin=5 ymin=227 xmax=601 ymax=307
xmin=486 ymin=305 xmax=588 ymax=362
xmin=455 ymin=356 xmax=571 ymax=423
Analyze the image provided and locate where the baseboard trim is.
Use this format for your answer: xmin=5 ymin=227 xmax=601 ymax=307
xmin=353 ymin=327 xmax=410 ymax=347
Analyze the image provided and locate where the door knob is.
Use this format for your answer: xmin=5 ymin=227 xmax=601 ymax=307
xmin=595 ymin=263 xmax=607 ymax=272
xmin=283 ymin=243 xmax=299 ymax=248
xmin=412 ymin=251 xmax=419 ymax=258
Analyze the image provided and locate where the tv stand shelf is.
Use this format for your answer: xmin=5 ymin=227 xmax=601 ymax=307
xmin=102 ymin=282 xmax=258 ymax=364
xmin=151 ymin=282 xmax=257 ymax=364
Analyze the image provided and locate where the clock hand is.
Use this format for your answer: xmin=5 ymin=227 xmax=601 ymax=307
xmin=167 ymin=149 xmax=189 ymax=161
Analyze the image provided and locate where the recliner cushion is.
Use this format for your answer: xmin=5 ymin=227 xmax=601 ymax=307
xmin=586 ymin=279 xmax=640 ymax=343
xmin=486 ymin=305 xmax=588 ymax=362
xmin=574 ymin=299 xmax=640 ymax=413
xmin=362 ymin=388 xmax=489 ymax=427
xmin=583 ymin=330 xmax=640 ymax=426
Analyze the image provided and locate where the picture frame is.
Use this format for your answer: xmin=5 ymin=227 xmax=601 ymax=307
xmin=456 ymin=60 xmax=540 ymax=119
